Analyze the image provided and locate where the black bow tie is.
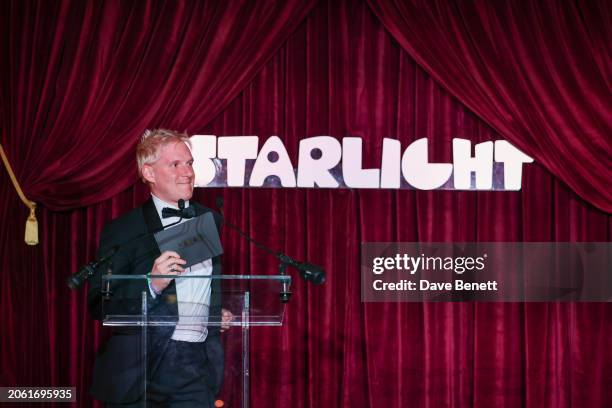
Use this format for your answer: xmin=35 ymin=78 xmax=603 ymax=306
xmin=161 ymin=206 xmax=196 ymax=219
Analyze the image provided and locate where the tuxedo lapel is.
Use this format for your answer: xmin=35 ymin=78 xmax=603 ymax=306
xmin=142 ymin=197 xmax=163 ymax=233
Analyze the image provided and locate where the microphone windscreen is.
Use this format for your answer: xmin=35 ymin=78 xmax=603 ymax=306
xmin=299 ymin=262 xmax=326 ymax=285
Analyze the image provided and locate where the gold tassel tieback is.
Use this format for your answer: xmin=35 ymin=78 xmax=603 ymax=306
xmin=0 ymin=143 xmax=39 ymax=245
xmin=25 ymin=204 xmax=38 ymax=245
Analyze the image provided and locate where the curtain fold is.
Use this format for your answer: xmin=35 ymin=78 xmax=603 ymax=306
xmin=0 ymin=0 xmax=316 ymax=210
xmin=366 ymin=0 xmax=612 ymax=214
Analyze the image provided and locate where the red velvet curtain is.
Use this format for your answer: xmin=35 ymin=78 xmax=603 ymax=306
xmin=0 ymin=0 xmax=316 ymax=210
xmin=1 ymin=1 xmax=610 ymax=407
xmin=367 ymin=0 xmax=612 ymax=214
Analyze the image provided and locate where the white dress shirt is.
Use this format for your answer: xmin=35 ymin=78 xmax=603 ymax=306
xmin=151 ymin=194 xmax=212 ymax=342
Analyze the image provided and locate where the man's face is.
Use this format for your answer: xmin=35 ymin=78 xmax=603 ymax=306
xmin=142 ymin=141 xmax=195 ymax=206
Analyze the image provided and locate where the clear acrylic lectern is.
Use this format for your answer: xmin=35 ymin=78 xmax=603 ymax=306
xmin=101 ymin=274 xmax=291 ymax=408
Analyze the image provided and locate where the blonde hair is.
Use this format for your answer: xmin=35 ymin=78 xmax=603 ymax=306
xmin=136 ymin=129 xmax=191 ymax=179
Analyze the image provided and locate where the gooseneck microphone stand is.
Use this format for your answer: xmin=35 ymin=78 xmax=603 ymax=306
xmin=66 ymin=246 xmax=119 ymax=291
xmin=214 ymin=197 xmax=326 ymax=303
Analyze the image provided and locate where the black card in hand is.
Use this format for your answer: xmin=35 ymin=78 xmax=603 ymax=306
xmin=154 ymin=212 xmax=223 ymax=268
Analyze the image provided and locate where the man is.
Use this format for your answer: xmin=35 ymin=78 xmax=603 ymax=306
xmin=88 ymin=129 xmax=226 ymax=407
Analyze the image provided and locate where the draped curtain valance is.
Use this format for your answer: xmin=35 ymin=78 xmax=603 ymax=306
xmin=1 ymin=0 xmax=611 ymax=213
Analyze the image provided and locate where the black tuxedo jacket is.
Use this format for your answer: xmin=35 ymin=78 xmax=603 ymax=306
xmin=87 ymin=198 xmax=223 ymax=403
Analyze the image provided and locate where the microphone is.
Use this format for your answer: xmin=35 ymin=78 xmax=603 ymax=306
xmin=177 ymin=199 xmax=196 ymax=218
xmin=295 ymin=262 xmax=326 ymax=285
xmin=277 ymin=255 xmax=326 ymax=285
xmin=66 ymin=246 xmax=119 ymax=290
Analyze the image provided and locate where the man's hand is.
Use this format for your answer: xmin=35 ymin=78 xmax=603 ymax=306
xmin=150 ymin=251 xmax=186 ymax=294
xmin=220 ymin=308 xmax=234 ymax=333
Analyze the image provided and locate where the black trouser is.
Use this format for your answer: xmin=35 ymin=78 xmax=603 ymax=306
xmin=108 ymin=338 xmax=221 ymax=408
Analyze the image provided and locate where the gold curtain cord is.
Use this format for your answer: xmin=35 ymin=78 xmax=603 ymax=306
xmin=0 ymin=143 xmax=38 ymax=245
